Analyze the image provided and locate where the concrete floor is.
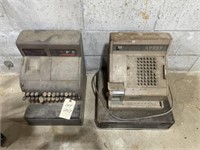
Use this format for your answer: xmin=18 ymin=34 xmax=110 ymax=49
xmin=0 ymin=73 xmax=200 ymax=150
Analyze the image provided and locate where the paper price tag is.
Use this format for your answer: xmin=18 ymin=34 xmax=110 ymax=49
xmin=59 ymin=99 xmax=76 ymax=120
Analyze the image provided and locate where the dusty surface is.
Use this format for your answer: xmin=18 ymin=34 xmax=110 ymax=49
xmin=0 ymin=73 xmax=200 ymax=150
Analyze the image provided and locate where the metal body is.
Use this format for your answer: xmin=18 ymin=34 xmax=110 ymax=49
xmin=108 ymin=32 xmax=171 ymax=110
xmin=94 ymin=32 xmax=174 ymax=129
xmin=16 ymin=30 xmax=86 ymax=125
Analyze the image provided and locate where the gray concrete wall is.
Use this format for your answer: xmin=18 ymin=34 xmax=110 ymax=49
xmin=0 ymin=0 xmax=200 ymax=74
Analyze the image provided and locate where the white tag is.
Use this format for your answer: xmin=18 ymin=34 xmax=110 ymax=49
xmin=59 ymin=99 xmax=76 ymax=120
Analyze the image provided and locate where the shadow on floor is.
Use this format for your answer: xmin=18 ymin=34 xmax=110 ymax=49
xmin=1 ymin=118 xmax=33 ymax=147
xmin=38 ymin=121 xmax=102 ymax=150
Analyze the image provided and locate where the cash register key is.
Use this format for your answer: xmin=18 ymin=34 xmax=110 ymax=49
xmin=47 ymin=97 xmax=51 ymax=102
xmin=72 ymin=92 xmax=76 ymax=96
xmin=43 ymin=97 xmax=47 ymax=102
xmin=47 ymin=92 xmax=51 ymax=97
xmin=25 ymin=92 xmax=30 ymax=97
xmin=51 ymin=97 xmax=55 ymax=102
xmin=30 ymin=97 xmax=35 ymax=102
xmin=60 ymin=92 xmax=64 ymax=97
xmin=68 ymin=92 xmax=72 ymax=97
xmin=26 ymin=96 xmax=30 ymax=101
xmin=34 ymin=92 xmax=39 ymax=97
xmin=35 ymin=97 xmax=39 ymax=101
xmin=64 ymin=92 xmax=69 ymax=97
xmin=39 ymin=96 xmax=44 ymax=103
xmin=56 ymin=92 xmax=60 ymax=97
xmin=55 ymin=97 xmax=59 ymax=102
xmin=30 ymin=92 xmax=34 ymax=97
xmin=52 ymin=92 xmax=56 ymax=97
xmin=43 ymin=92 xmax=47 ymax=97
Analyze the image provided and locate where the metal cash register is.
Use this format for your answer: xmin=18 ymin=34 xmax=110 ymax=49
xmin=16 ymin=30 xmax=86 ymax=125
xmin=94 ymin=32 xmax=175 ymax=129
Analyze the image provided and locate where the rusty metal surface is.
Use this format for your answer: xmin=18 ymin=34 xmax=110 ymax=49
xmin=15 ymin=30 xmax=86 ymax=125
xmin=108 ymin=32 xmax=172 ymax=109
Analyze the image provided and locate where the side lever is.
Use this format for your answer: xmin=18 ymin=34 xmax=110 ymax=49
xmin=163 ymin=65 xmax=166 ymax=79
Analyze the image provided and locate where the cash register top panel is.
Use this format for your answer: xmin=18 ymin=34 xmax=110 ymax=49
xmin=110 ymin=32 xmax=172 ymax=46
xmin=16 ymin=30 xmax=81 ymax=45
xmin=16 ymin=30 xmax=82 ymax=57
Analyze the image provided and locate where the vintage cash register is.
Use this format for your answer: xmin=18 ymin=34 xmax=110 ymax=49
xmin=16 ymin=30 xmax=86 ymax=125
xmin=93 ymin=32 xmax=175 ymax=129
